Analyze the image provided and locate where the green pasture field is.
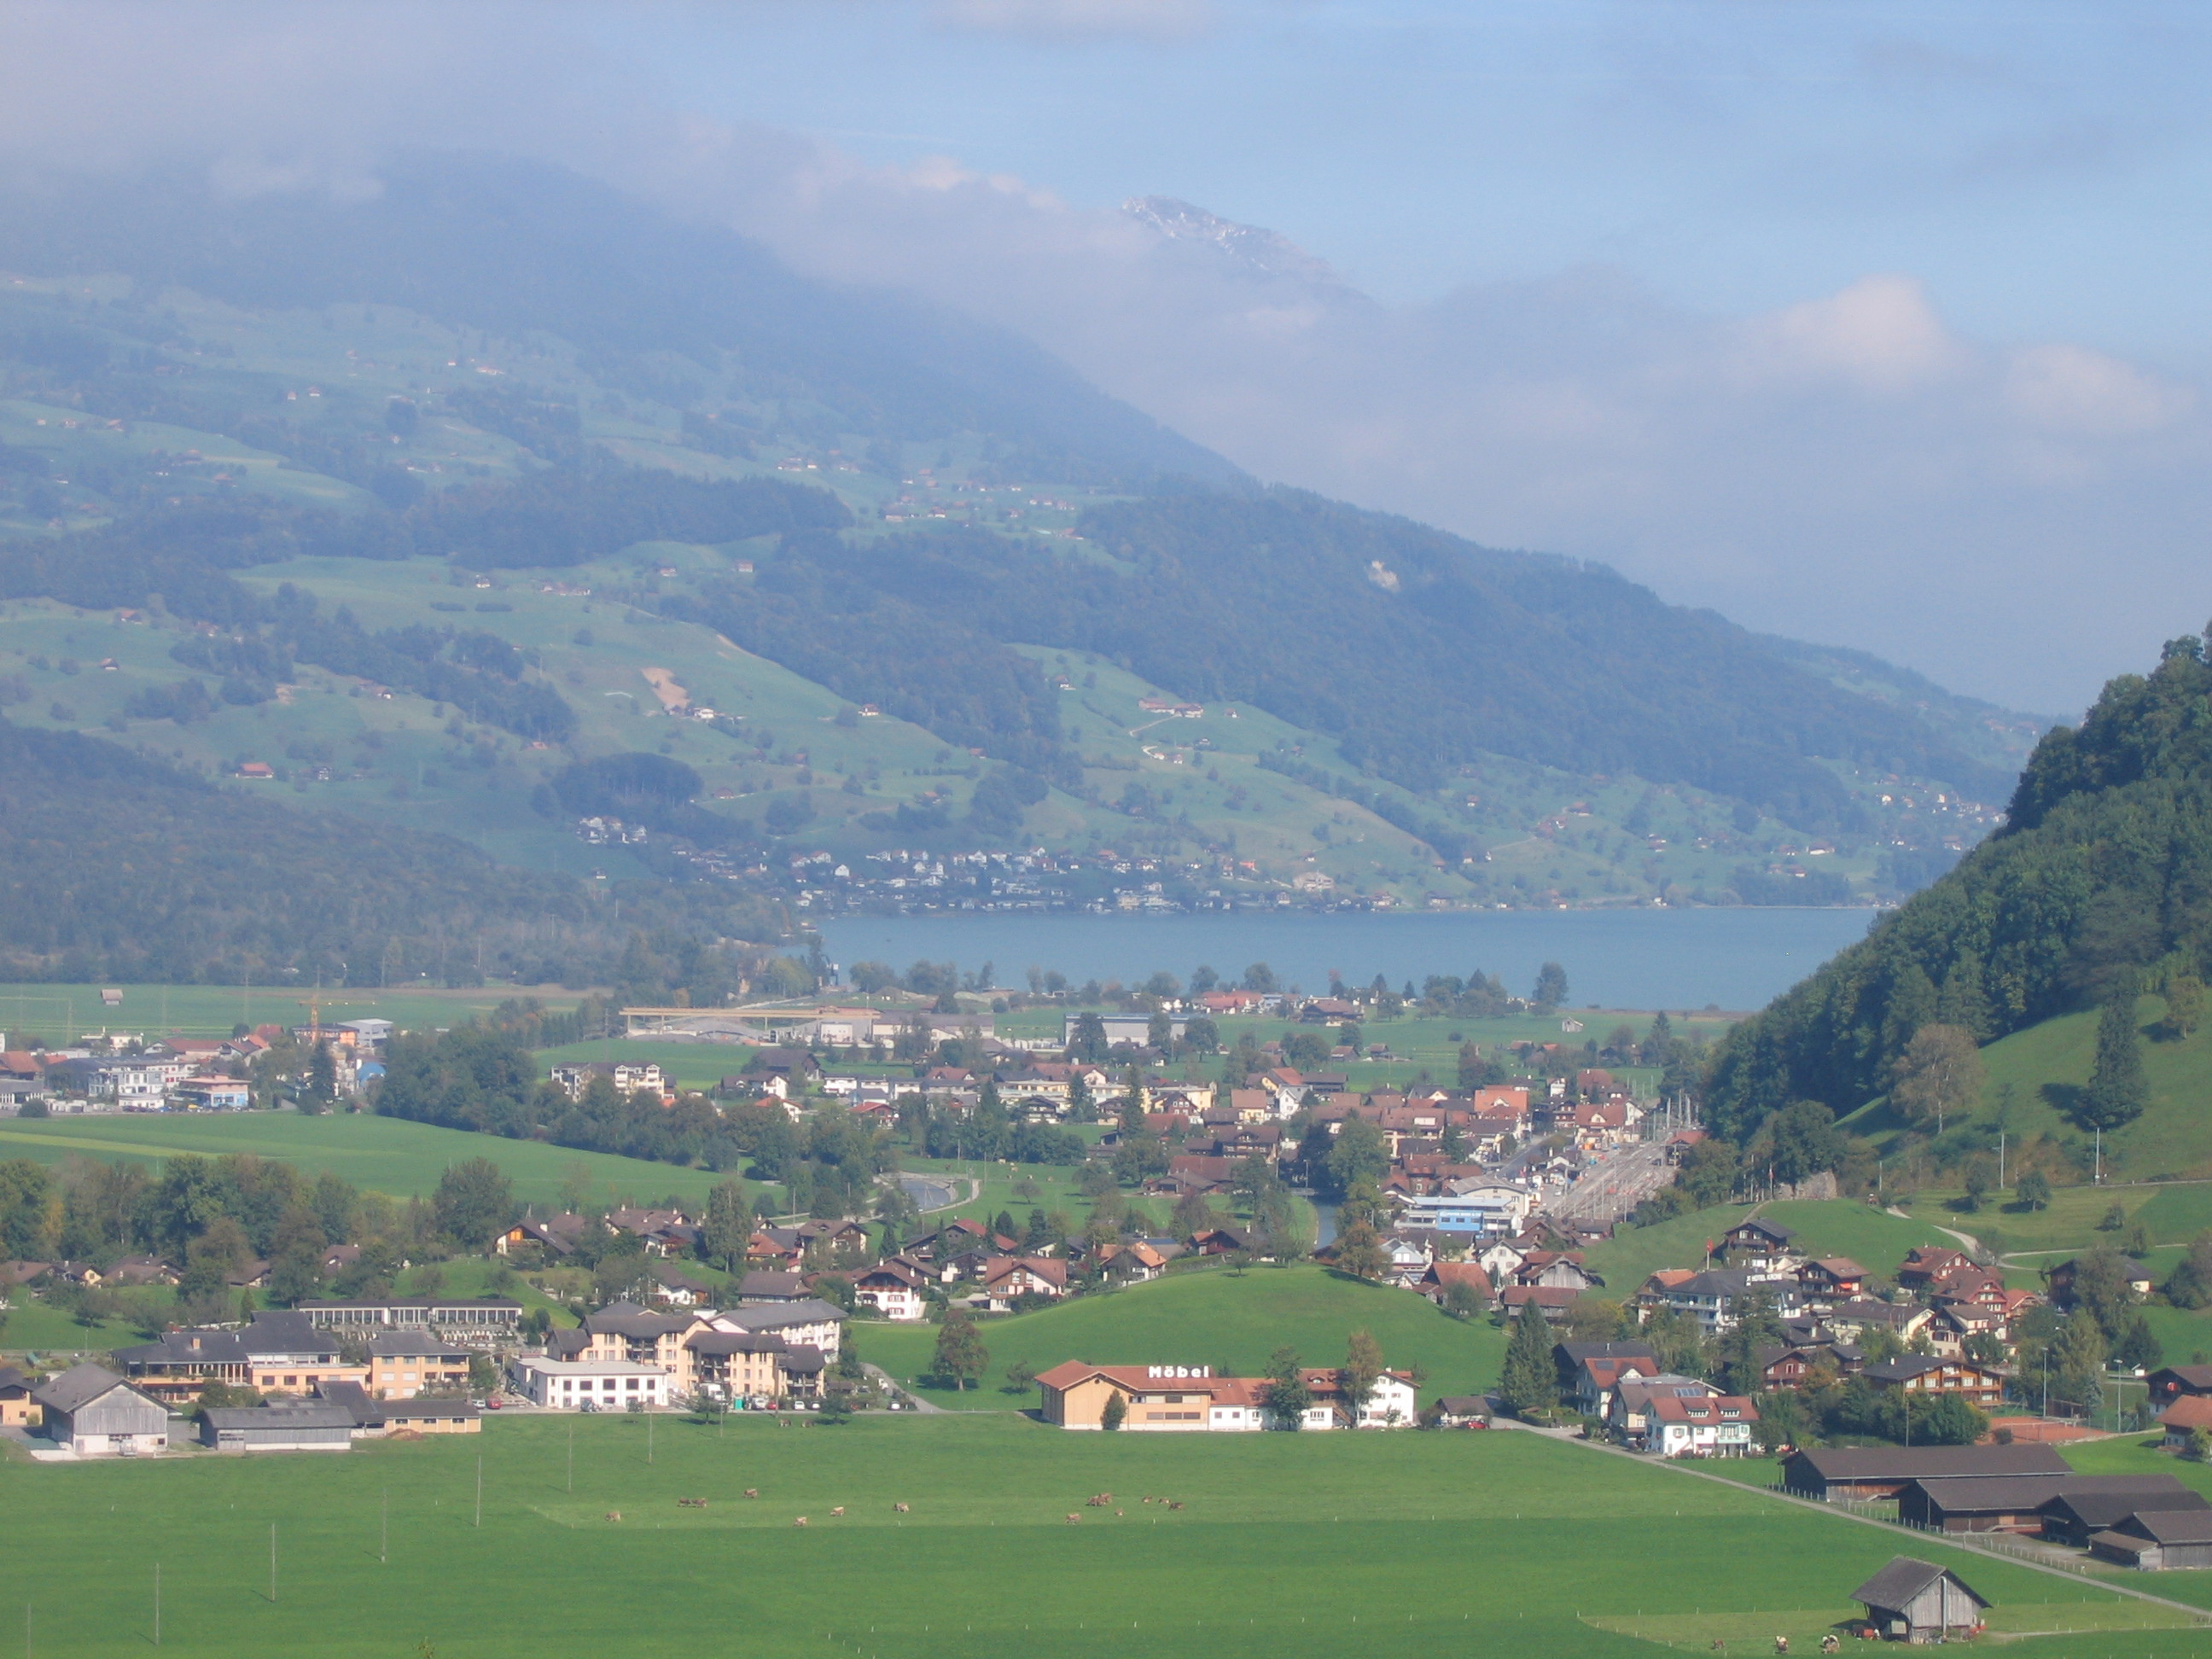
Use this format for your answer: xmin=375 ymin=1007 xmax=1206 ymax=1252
xmin=0 ymin=1412 xmax=2170 ymax=1659
xmin=533 ymin=1037 xmax=748 ymax=1094
xmin=1586 ymin=1198 xmax=1966 ymax=1293
xmin=0 ymin=1110 xmax=739 ymax=1210
xmin=1931 ymin=1179 xmax=2212 ymax=1260
xmin=0 ymin=981 xmax=574 ymax=1045
xmin=1849 ymin=996 xmax=2212 ymax=1184
xmin=860 ymin=1261 xmax=1505 ymax=1407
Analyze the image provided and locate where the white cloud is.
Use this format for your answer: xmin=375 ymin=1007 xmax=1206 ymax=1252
xmin=2002 ymin=342 xmax=2196 ymax=434
xmin=1734 ymin=274 xmax=1966 ymax=394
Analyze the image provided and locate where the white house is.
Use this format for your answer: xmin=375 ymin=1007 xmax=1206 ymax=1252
xmin=509 ymin=1357 xmax=671 ymax=1411
xmin=850 ymin=1260 xmax=929 ymax=1321
xmin=1649 ymin=1392 xmax=1760 ymax=1458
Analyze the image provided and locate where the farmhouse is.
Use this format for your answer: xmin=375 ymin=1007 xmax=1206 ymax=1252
xmin=1861 ymin=1354 xmax=2008 ymax=1409
xmin=32 ymin=1364 xmax=168 ymax=1455
xmin=1555 ymin=1340 xmax=1658 ymax=1417
xmin=2149 ymin=1364 xmax=2212 ymax=1407
xmin=851 ymin=1260 xmax=929 ymax=1320
xmin=1853 ymin=1557 xmax=1988 ymax=1644
xmin=2158 ymin=1394 xmax=2212 ymax=1449
xmin=1645 ymin=1392 xmax=1758 ymax=1457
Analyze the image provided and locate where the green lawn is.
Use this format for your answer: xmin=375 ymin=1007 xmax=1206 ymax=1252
xmin=0 ymin=1111 xmax=735 ymax=1208
xmin=1848 ymin=998 xmax=2212 ymax=1185
xmin=0 ymin=981 xmax=572 ymax=1045
xmin=1586 ymin=1198 xmax=1965 ymax=1292
xmin=861 ymin=1262 xmax=1506 ymax=1407
xmin=0 ymin=1412 xmax=2167 ymax=1659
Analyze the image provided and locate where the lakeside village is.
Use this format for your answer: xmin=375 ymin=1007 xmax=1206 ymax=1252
xmin=12 ymin=995 xmax=2212 ymax=1577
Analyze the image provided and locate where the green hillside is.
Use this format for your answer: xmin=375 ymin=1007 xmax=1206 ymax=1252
xmin=0 ymin=155 xmax=2044 ymax=926
xmin=1585 ymin=1198 xmax=1964 ymax=1291
xmin=1707 ymin=636 xmax=2212 ymax=1193
xmin=1832 ymin=994 xmax=2212 ymax=1185
xmin=862 ymin=1263 xmax=1504 ymax=1406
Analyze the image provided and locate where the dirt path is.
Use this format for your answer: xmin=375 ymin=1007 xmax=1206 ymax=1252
xmin=640 ymin=666 xmax=689 ymax=711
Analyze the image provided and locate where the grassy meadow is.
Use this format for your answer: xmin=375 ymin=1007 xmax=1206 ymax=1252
xmin=0 ymin=981 xmax=573 ymax=1045
xmin=0 ymin=1411 xmax=2182 ymax=1659
xmin=1583 ymin=1196 xmax=1967 ymax=1291
xmin=860 ymin=1262 xmax=1506 ymax=1406
xmin=0 ymin=1111 xmax=727 ymax=1210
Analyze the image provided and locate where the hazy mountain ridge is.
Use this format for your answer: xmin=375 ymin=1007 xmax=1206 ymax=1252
xmin=0 ymin=155 xmax=2044 ymax=908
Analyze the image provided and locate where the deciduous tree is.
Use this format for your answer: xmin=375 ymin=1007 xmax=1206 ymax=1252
xmin=930 ymin=1308 xmax=988 ymax=1391
xmin=1889 ymin=1024 xmax=1983 ymax=1133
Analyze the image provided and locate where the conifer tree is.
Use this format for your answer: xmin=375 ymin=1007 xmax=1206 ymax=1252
xmin=2081 ymin=989 xmax=2150 ymax=1131
xmin=1498 ymin=1298 xmax=1557 ymax=1418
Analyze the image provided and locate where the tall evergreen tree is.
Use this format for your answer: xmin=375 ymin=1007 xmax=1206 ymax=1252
xmin=2081 ymin=990 xmax=2150 ymax=1131
xmin=1498 ymin=1298 xmax=1557 ymax=1417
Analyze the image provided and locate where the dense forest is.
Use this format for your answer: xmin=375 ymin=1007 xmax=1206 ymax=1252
xmin=1705 ymin=632 xmax=2212 ymax=1141
xmin=0 ymin=719 xmax=784 ymax=991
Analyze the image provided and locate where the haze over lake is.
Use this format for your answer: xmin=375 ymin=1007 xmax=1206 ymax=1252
xmin=820 ymin=907 xmax=1875 ymax=1012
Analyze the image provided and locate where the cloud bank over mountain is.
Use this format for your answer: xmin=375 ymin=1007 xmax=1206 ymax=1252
xmin=3 ymin=0 xmax=2205 ymax=713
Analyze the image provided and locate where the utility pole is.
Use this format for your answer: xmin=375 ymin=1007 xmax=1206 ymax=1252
xmin=381 ymin=1490 xmax=387 ymax=1563
xmin=475 ymin=1456 xmax=483 ymax=1528
xmin=1998 ymin=1130 xmax=2005 ymax=1191
xmin=568 ymin=1423 xmax=573 ymax=1493
xmin=153 ymin=1563 xmax=160 ymax=1647
xmin=269 ymin=1523 xmax=276 ymax=1604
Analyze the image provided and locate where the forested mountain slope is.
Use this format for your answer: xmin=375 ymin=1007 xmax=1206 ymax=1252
xmin=0 ymin=719 xmax=785 ymax=991
xmin=1706 ymin=632 xmax=2212 ymax=1142
xmin=0 ymin=156 xmax=2044 ymax=910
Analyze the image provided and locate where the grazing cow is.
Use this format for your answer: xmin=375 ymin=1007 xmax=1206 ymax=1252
xmin=606 ymin=1511 xmax=622 ymax=1522
xmin=830 ymin=1506 xmax=845 ymax=1517
xmin=795 ymin=1516 xmax=808 ymax=1528
xmin=1066 ymin=1513 xmax=1080 ymax=1524
xmin=744 ymin=1488 xmax=759 ymax=1499
xmin=893 ymin=1503 xmax=910 ymax=1513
